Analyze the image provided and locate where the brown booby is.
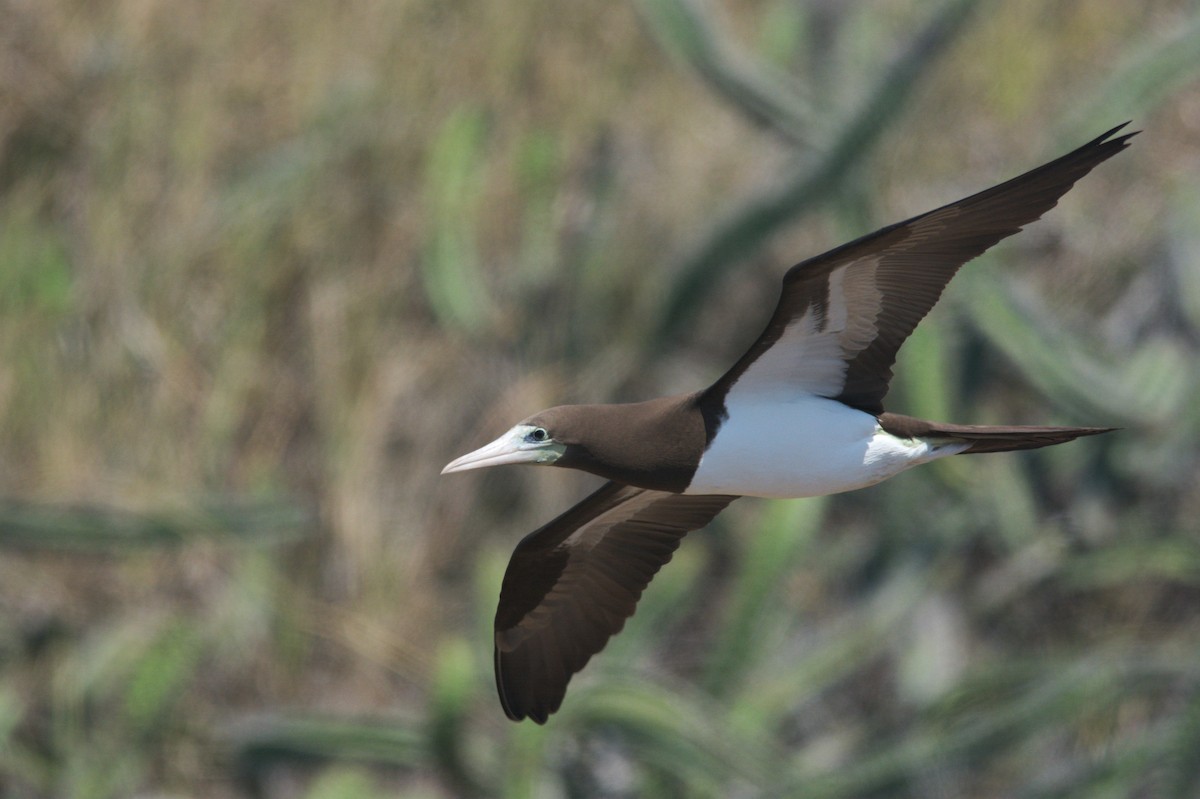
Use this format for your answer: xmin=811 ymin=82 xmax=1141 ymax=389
xmin=443 ymin=124 xmax=1134 ymax=723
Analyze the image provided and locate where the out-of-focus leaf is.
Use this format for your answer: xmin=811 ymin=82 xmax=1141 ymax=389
xmin=54 ymin=619 xmax=147 ymax=708
xmin=647 ymin=0 xmax=986 ymax=349
xmin=1059 ymin=540 xmax=1200 ymax=589
xmin=1021 ymin=722 xmax=1179 ymax=799
xmin=727 ymin=561 xmax=927 ymax=731
xmin=703 ymin=496 xmax=825 ymax=699
xmin=785 ymin=654 xmax=1187 ymax=797
xmin=897 ymin=592 xmax=969 ymax=704
xmin=963 ymin=268 xmax=1191 ymax=425
xmin=976 ymin=456 xmax=1044 ymax=548
xmin=893 ymin=314 xmax=978 ymax=487
xmin=0 ymin=204 xmax=73 ymax=317
xmin=226 ymin=713 xmax=427 ymax=772
xmin=0 ymin=687 xmax=19 ymax=746
xmin=972 ymin=536 xmax=1067 ymax=613
xmin=562 ymin=677 xmax=782 ymax=795
xmin=501 ymin=721 xmax=548 ymax=799
xmin=636 ymin=0 xmax=814 ymax=147
xmin=0 ymin=498 xmax=312 ymax=551
xmin=0 ymin=688 xmax=38 ymax=790
xmin=422 ymin=107 xmax=491 ymax=333
xmin=1163 ymin=688 xmax=1200 ymax=799
xmin=427 ymin=636 xmax=486 ymax=798
xmin=1061 ymin=13 xmax=1200 ymax=139
xmin=122 ymin=621 xmax=204 ymax=732
xmin=303 ymin=767 xmax=392 ymax=799
xmin=515 ymin=130 xmax=562 ymax=285
xmin=895 ymin=313 xmax=955 ymax=426
xmin=1167 ymin=184 xmax=1200 ymax=337
xmin=756 ymin=1 xmax=806 ymax=70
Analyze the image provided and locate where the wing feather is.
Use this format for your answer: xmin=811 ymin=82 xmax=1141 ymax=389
xmin=494 ymin=482 xmax=737 ymax=723
xmin=703 ymin=124 xmax=1135 ymax=417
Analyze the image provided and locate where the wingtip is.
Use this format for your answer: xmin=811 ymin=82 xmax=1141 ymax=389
xmin=1084 ymin=426 xmax=1119 ymax=436
xmin=1095 ymin=121 xmax=1139 ymax=147
xmin=495 ymin=647 xmax=521 ymax=722
xmin=495 ymin=646 xmax=557 ymax=724
xmin=498 ymin=697 xmax=552 ymax=725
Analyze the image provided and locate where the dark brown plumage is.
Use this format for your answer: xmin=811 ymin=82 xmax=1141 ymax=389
xmin=699 ymin=124 xmax=1136 ymax=421
xmin=494 ymin=483 xmax=736 ymax=722
xmin=525 ymin=396 xmax=707 ymax=493
xmin=446 ymin=125 xmax=1135 ymax=723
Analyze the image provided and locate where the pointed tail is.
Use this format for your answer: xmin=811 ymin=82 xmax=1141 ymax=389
xmin=878 ymin=412 xmax=1115 ymax=455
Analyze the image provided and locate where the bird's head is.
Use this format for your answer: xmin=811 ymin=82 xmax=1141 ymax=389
xmin=441 ymin=396 xmax=702 ymax=491
xmin=441 ymin=408 xmax=574 ymax=475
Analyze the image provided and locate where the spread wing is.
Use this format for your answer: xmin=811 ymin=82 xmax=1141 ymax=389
xmin=703 ymin=124 xmax=1135 ymax=417
xmin=494 ymin=481 xmax=737 ymax=723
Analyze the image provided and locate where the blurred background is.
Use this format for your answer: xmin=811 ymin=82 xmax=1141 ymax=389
xmin=2 ymin=0 xmax=1199 ymax=796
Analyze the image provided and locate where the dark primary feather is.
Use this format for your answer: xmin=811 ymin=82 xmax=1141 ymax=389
xmin=702 ymin=123 xmax=1136 ymax=419
xmin=494 ymin=482 xmax=737 ymax=723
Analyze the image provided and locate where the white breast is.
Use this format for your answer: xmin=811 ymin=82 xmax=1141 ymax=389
xmin=685 ymin=395 xmax=967 ymax=498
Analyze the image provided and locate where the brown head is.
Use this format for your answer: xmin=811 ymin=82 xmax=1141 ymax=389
xmin=441 ymin=394 xmax=707 ymax=493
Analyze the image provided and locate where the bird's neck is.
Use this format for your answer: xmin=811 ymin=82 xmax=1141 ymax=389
xmin=557 ymin=394 xmax=706 ymax=493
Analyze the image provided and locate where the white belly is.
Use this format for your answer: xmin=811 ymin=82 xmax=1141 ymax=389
xmin=685 ymin=396 xmax=967 ymax=498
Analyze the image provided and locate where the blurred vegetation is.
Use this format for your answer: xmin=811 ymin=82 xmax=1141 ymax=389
xmin=1 ymin=0 xmax=1199 ymax=796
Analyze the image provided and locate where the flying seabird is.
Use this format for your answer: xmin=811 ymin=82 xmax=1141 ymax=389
xmin=443 ymin=124 xmax=1134 ymax=723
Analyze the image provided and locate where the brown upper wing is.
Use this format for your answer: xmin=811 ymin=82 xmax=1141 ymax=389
xmin=494 ymin=481 xmax=737 ymax=723
xmin=702 ymin=124 xmax=1135 ymax=418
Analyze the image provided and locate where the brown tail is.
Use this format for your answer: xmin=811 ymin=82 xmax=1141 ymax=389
xmin=878 ymin=412 xmax=1115 ymax=455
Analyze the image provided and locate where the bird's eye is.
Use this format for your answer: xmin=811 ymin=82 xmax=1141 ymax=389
xmin=529 ymin=427 xmax=548 ymax=442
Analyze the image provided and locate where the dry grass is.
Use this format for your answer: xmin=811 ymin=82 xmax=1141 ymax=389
xmin=2 ymin=0 xmax=1200 ymax=796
